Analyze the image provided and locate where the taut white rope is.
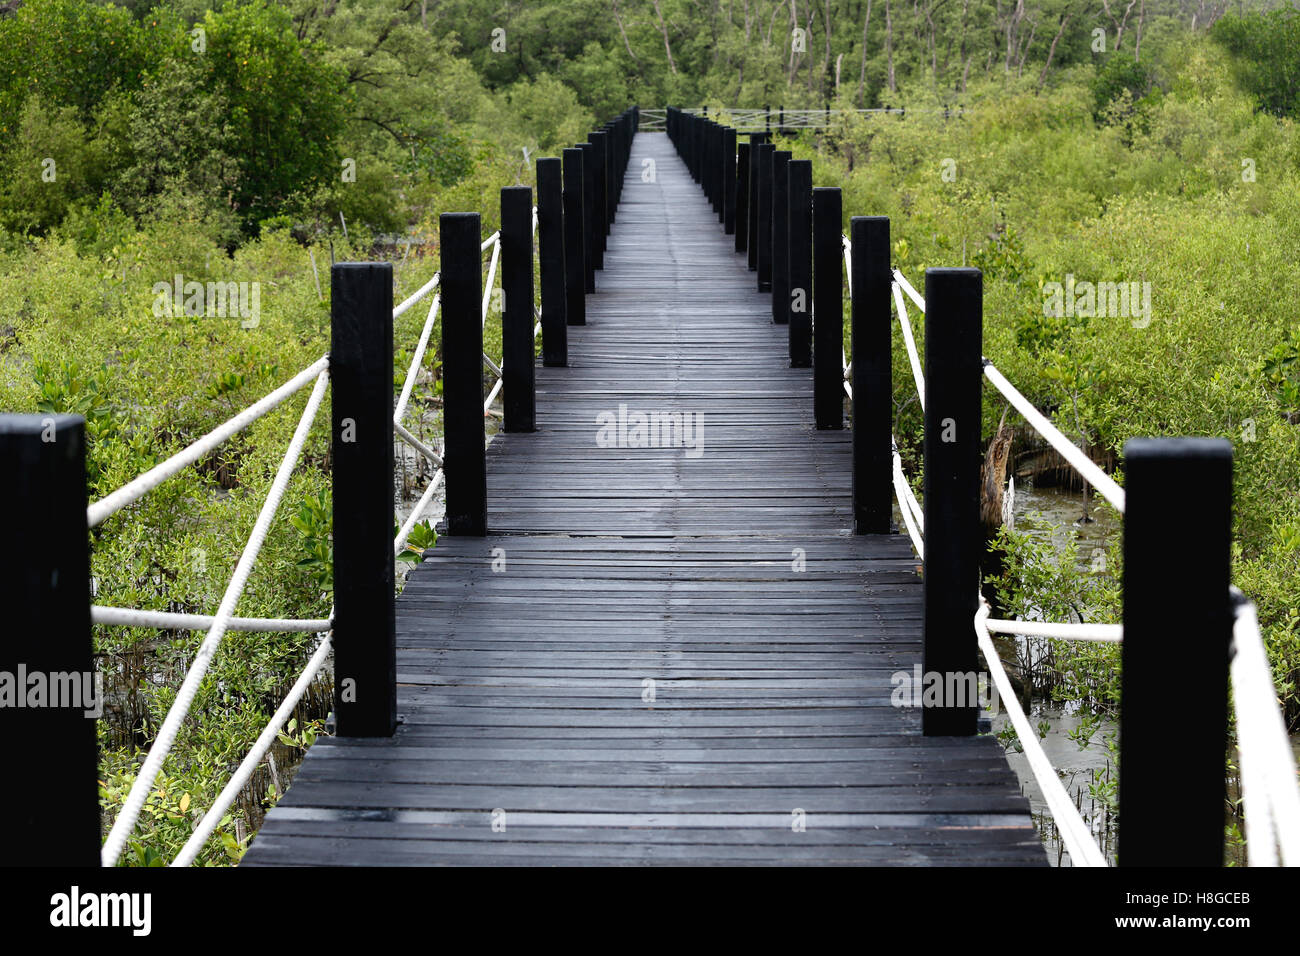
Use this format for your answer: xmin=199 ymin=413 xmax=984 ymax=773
xmin=892 ymin=281 xmax=925 ymax=410
xmin=983 ymin=618 xmax=1123 ymax=642
xmin=975 ymin=599 xmax=1108 ymax=866
xmin=1230 ymin=594 xmax=1300 ymax=865
xmin=100 ymin=369 xmax=330 ymax=867
xmin=171 ymin=633 xmax=333 ymax=867
xmin=395 ymin=467 xmax=445 ymax=555
xmin=982 ymin=361 xmax=1126 ymax=513
xmin=393 ymin=289 xmax=440 ymax=423
xmin=92 ymin=606 xmax=331 ymax=633
xmin=893 ymin=268 xmax=926 ymax=312
xmin=393 ymin=272 xmax=440 ymax=320
xmin=394 ymin=419 xmax=443 ymax=468
xmin=87 ymin=356 xmax=329 ymax=529
xmin=481 ymin=233 xmax=501 ymax=325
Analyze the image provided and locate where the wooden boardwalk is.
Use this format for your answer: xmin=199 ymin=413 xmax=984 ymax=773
xmin=243 ymin=134 xmax=1045 ymax=866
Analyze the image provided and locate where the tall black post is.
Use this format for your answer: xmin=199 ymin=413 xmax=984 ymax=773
xmin=756 ymin=143 xmax=774 ymax=292
xmin=771 ymin=150 xmax=792 ymax=323
xmin=813 ymin=187 xmax=843 ymax=429
xmin=588 ymin=131 xmax=609 ymax=255
xmin=1 ymin=415 xmax=99 ymax=864
xmin=579 ymin=141 xmax=601 ymax=275
xmin=747 ymin=133 xmax=767 ymax=271
xmin=536 ymin=157 xmax=567 ymax=365
xmin=851 ymin=216 xmax=893 ymax=533
xmin=1119 ymin=438 xmax=1233 ymax=866
xmin=501 ymin=186 xmax=535 ymax=433
xmin=562 ymin=147 xmax=590 ymax=315
xmin=723 ymin=127 xmax=737 ymax=235
xmin=735 ymin=142 xmax=751 ymax=254
xmin=921 ymin=267 xmax=982 ymax=737
xmin=440 ymin=213 xmax=487 ymax=536
xmin=788 ymin=159 xmax=813 ymax=368
xmin=331 ymin=262 xmax=396 ymax=737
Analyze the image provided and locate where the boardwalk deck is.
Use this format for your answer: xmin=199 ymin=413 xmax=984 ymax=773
xmin=242 ymin=134 xmax=1045 ymax=866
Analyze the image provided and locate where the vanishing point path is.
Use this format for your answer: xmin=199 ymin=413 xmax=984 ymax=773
xmin=243 ymin=133 xmax=1045 ymax=866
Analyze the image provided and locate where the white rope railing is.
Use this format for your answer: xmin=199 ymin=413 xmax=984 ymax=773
xmin=983 ymin=618 xmax=1123 ymax=642
xmin=1230 ymin=592 xmax=1300 ymax=866
xmin=975 ymin=598 xmax=1109 ymax=866
xmin=393 ymin=287 xmax=440 ymax=423
xmin=891 ymin=279 xmax=925 ymax=410
xmin=92 ymin=606 xmax=332 ymax=633
xmin=94 ymin=219 xmax=522 ymax=865
xmin=101 ymin=367 xmax=330 ymax=866
xmin=982 ymin=361 xmax=1126 ymax=513
xmin=392 ymin=271 xmax=440 ymax=320
xmin=87 ymin=356 xmax=329 ymax=529
xmin=170 ymin=631 xmax=334 ymax=867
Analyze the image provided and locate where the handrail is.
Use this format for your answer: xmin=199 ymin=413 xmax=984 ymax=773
xmin=843 ymin=247 xmax=1300 ymax=867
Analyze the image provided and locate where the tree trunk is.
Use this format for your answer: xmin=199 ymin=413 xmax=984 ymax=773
xmin=857 ymin=0 xmax=874 ymax=106
xmin=651 ymin=0 xmax=678 ymax=74
xmin=980 ymin=409 xmax=1014 ymax=618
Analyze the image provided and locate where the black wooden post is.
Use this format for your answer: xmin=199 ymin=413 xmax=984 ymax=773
xmin=501 ymin=186 xmax=535 ymax=433
xmin=921 ymin=267 xmax=982 ymax=737
xmin=735 ymin=142 xmax=751 ymax=254
xmin=756 ymin=143 xmax=774 ymax=293
xmin=723 ymin=127 xmax=737 ymax=235
xmin=771 ymin=150 xmax=792 ymax=324
xmin=714 ymin=123 xmax=725 ymax=224
xmin=331 ymin=261 xmax=396 ymax=737
xmin=1119 ymin=438 xmax=1233 ymax=867
xmin=562 ymin=147 xmax=590 ymax=315
xmin=536 ymin=157 xmax=567 ymax=365
xmin=851 ymin=216 xmax=893 ymax=533
xmin=440 ymin=213 xmax=487 ymax=536
xmin=747 ymin=133 xmax=766 ymax=271
xmin=0 ymin=415 xmax=99 ymax=864
xmin=604 ymin=124 xmax=617 ymax=226
xmin=579 ymin=141 xmax=601 ymax=275
xmin=788 ymin=159 xmax=813 ymax=368
xmin=813 ymin=187 xmax=843 ymax=429
xmin=588 ymin=131 xmax=609 ymax=256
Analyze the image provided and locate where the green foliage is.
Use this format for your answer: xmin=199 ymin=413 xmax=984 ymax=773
xmin=1213 ymin=8 xmax=1300 ymax=119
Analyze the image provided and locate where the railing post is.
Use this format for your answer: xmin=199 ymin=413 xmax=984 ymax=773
xmin=813 ymin=187 xmax=843 ymax=429
xmin=756 ymin=142 xmax=774 ymax=293
xmin=331 ymin=261 xmax=397 ymax=737
xmin=735 ymin=141 xmax=751 ymax=254
xmin=588 ymin=131 xmax=609 ymax=256
xmin=714 ymin=122 xmax=725 ymax=223
xmin=562 ymin=147 xmax=590 ymax=315
xmin=851 ymin=216 xmax=893 ymax=533
xmin=536 ymin=157 xmax=567 ymax=365
xmin=440 ymin=213 xmax=487 ymax=536
xmin=723 ymin=127 xmax=737 ymax=235
xmin=787 ymin=159 xmax=813 ymax=368
xmin=501 ymin=185 xmax=535 ymax=432
xmin=1119 ymin=438 xmax=1232 ymax=866
xmin=771 ymin=150 xmax=792 ymax=324
xmin=0 ymin=415 xmax=99 ymax=864
xmin=579 ymin=141 xmax=602 ymax=275
xmin=921 ymin=267 xmax=982 ymax=736
xmin=747 ymin=133 xmax=766 ymax=271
